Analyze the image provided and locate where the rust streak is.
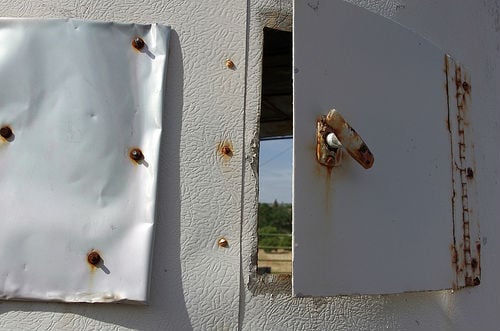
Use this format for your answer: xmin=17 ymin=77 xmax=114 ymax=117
xmin=448 ymin=56 xmax=479 ymax=288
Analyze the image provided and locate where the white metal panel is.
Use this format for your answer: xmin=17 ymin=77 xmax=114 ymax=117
xmin=0 ymin=19 xmax=170 ymax=303
xmin=293 ymin=0 xmax=457 ymax=296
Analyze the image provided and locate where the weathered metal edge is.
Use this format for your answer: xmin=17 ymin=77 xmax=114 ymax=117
xmin=446 ymin=54 xmax=481 ymax=289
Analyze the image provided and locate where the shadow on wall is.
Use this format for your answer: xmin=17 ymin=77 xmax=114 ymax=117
xmin=0 ymin=30 xmax=193 ymax=330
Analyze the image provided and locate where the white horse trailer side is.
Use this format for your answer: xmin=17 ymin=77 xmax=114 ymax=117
xmin=0 ymin=0 xmax=498 ymax=330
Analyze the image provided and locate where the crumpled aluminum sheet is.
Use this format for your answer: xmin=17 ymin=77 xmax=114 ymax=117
xmin=0 ymin=19 xmax=170 ymax=303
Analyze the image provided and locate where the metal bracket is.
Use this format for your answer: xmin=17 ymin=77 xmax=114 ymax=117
xmin=316 ymin=109 xmax=374 ymax=169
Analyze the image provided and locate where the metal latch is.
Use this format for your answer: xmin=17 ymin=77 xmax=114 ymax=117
xmin=316 ymin=109 xmax=374 ymax=169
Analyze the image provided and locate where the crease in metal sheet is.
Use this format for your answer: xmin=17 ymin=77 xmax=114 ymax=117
xmin=0 ymin=19 xmax=170 ymax=303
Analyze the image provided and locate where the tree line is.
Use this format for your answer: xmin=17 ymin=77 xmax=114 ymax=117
xmin=258 ymin=200 xmax=292 ymax=250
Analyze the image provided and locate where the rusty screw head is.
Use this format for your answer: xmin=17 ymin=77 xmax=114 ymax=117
xmin=0 ymin=126 xmax=13 ymax=140
xmin=132 ymin=37 xmax=145 ymax=50
xmin=225 ymin=59 xmax=235 ymax=69
xmin=87 ymin=251 xmax=101 ymax=266
xmin=130 ymin=148 xmax=144 ymax=162
xmin=218 ymin=238 xmax=229 ymax=248
xmin=221 ymin=145 xmax=232 ymax=156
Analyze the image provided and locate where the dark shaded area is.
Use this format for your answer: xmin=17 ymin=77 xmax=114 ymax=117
xmin=260 ymin=28 xmax=293 ymax=139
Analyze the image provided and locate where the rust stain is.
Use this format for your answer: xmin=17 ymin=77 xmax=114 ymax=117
xmin=451 ymin=244 xmax=458 ymax=265
xmin=471 ymin=258 xmax=478 ymax=271
xmin=462 ymin=81 xmax=471 ymax=94
xmin=310 ymin=133 xmax=334 ymax=214
xmin=475 ymin=240 xmax=481 ymax=275
xmin=218 ymin=141 xmax=233 ymax=160
xmin=446 ymin=55 xmax=480 ymax=288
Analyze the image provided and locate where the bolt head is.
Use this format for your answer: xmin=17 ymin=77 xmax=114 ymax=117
xmin=87 ymin=251 xmax=101 ymax=265
xmin=132 ymin=37 xmax=145 ymax=50
xmin=130 ymin=148 xmax=144 ymax=162
xmin=325 ymin=133 xmax=341 ymax=149
xmin=225 ymin=59 xmax=235 ymax=69
xmin=0 ymin=126 xmax=13 ymax=139
xmin=218 ymin=238 xmax=229 ymax=248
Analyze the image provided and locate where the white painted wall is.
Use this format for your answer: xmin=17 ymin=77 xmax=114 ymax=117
xmin=0 ymin=0 xmax=499 ymax=330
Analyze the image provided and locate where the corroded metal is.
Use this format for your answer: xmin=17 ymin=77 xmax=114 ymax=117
xmin=446 ymin=54 xmax=480 ymax=288
xmin=324 ymin=109 xmax=374 ymax=169
xmin=316 ymin=109 xmax=374 ymax=169
xmin=316 ymin=116 xmax=342 ymax=168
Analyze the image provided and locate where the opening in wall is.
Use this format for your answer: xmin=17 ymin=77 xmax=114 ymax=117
xmin=257 ymin=27 xmax=293 ymax=275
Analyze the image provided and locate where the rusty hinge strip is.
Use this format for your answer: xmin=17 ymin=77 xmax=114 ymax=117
xmin=445 ymin=54 xmax=480 ymax=289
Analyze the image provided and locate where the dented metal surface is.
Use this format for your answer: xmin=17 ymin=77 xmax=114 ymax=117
xmin=446 ymin=55 xmax=481 ymax=288
xmin=0 ymin=19 xmax=170 ymax=303
xmin=317 ymin=109 xmax=374 ymax=169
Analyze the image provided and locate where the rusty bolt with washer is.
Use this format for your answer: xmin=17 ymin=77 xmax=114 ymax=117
xmin=130 ymin=148 xmax=144 ymax=162
xmin=87 ymin=251 xmax=101 ymax=266
xmin=132 ymin=37 xmax=145 ymax=50
xmin=0 ymin=126 xmax=13 ymax=140
xmin=218 ymin=238 xmax=229 ymax=248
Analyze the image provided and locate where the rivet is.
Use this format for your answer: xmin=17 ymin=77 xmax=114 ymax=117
xmin=0 ymin=126 xmax=13 ymax=140
xmin=225 ymin=59 xmax=235 ymax=69
xmin=87 ymin=251 xmax=101 ymax=266
xmin=132 ymin=37 xmax=145 ymax=50
xmin=218 ymin=238 xmax=229 ymax=248
xmin=129 ymin=148 xmax=144 ymax=162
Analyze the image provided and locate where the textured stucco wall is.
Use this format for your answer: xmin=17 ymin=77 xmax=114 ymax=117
xmin=0 ymin=0 xmax=247 ymax=330
xmin=0 ymin=0 xmax=499 ymax=330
